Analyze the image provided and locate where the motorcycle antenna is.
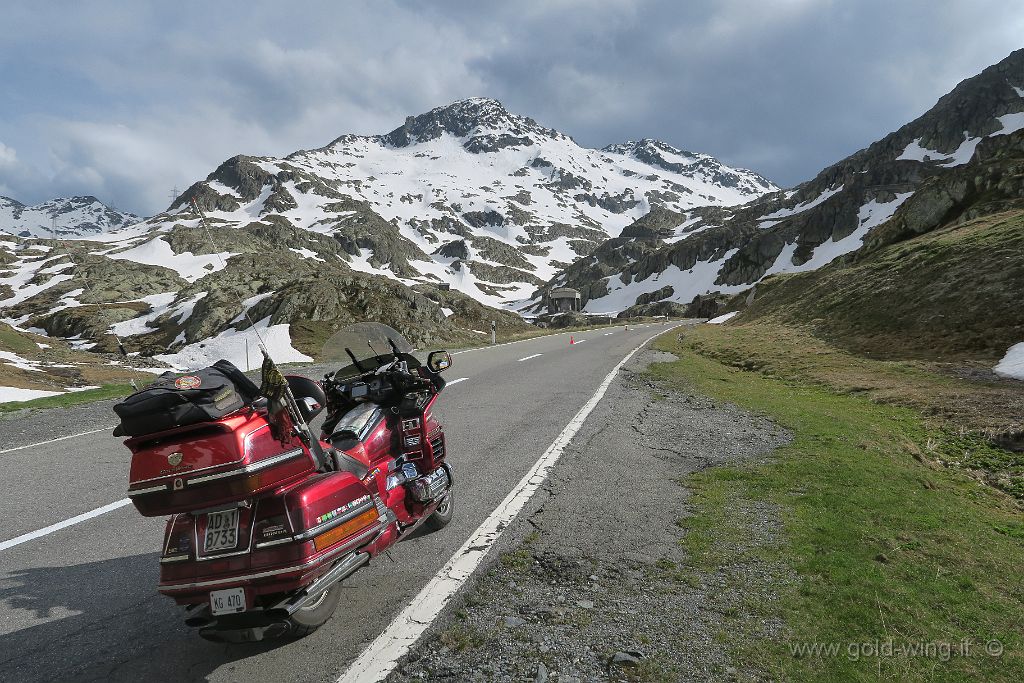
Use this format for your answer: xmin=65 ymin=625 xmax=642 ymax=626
xmin=44 ymin=217 xmax=139 ymax=389
xmin=190 ymin=198 xmax=326 ymax=466
xmin=189 ymin=198 xmax=270 ymax=351
xmin=367 ymin=337 xmax=382 ymax=358
xmin=345 ymin=347 xmax=367 ymax=372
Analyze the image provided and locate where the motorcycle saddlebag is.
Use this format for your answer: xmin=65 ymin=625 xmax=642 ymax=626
xmin=113 ymin=360 xmax=260 ymax=437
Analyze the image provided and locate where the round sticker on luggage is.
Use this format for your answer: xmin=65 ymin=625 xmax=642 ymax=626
xmin=175 ymin=375 xmax=202 ymax=389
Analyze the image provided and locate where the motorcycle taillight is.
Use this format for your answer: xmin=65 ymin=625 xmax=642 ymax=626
xmin=161 ymin=514 xmax=193 ymax=562
xmin=252 ymin=498 xmax=292 ymax=549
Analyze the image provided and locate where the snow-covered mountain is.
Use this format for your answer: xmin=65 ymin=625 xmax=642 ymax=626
xmin=0 ymin=195 xmax=140 ymax=238
xmin=537 ymin=48 xmax=1024 ymax=316
xmin=0 ymin=98 xmax=775 ymax=369
xmin=164 ymin=97 xmax=776 ymax=307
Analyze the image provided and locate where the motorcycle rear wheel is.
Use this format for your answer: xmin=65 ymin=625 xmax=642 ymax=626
xmin=424 ymin=490 xmax=455 ymax=531
xmin=287 ymin=581 xmax=343 ymax=637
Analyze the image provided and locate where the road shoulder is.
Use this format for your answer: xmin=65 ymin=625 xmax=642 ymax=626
xmin=386 ymin=348 xmax=791 ymax=681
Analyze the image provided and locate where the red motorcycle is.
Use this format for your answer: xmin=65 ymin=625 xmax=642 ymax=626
xmin=116 ymin=323 xmax=454 ymax=642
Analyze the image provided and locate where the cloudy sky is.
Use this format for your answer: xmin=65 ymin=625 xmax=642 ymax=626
xmin=1 ymin=1 xmax=1021 ymax=215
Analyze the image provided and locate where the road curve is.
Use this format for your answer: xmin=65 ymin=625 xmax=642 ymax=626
xmin=0 ymin=323 xmax=676 ymax=683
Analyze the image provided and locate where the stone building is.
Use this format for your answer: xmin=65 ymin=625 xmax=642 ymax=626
xmin=547 ymin=287 xmax=582 ymax=313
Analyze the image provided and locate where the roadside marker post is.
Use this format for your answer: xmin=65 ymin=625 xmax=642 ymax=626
xmin=491 ymin=320 xmax=496 ymax=345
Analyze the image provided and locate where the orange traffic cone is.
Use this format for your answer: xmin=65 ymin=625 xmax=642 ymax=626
xmin=570 ymin=335 xmax=575 ymax=345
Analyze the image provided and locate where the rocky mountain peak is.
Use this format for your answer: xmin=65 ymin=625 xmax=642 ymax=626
xmin=604 ymin=138 xmax=777 ymax=194
xmin=380 ymin=97 xmax=567 ymax=152
xmin=604 ymin=138 xmax=696 ymax=163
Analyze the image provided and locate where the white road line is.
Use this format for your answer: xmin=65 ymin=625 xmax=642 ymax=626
xmin=517 ymin=354 xmax=542 ymax=362
xmin=0 ymin=426 xmax=114 ymax=456
xmin=0 ymin=499 xmax=131 ymax=552
xmin=337 ymin=325 xmax=678 ymax=683
xmin=450 ymin=324 xmax=637 ymax=356
xmin=451 ymin=337 xmax=541 ymax=355
xmin=604 ymin=332 xmax=614 ymax=336
xmin=445 ymin=377 xmax=468 ymax=386
xmin=572 ymin=339 xmax=586 ymax=344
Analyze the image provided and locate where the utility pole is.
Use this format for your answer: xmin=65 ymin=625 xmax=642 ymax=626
xmin=170 ymin=187 xmax=180 ymax=205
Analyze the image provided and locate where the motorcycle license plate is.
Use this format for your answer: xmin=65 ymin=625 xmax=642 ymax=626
xmin=209 ymin=587 xmax=246 ymax=615
xmin=204 ymin=509 xmax=239 ymax=552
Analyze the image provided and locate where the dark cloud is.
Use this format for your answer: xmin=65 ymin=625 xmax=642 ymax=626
xmin=0 ymin=0 xmax=1020 ymax=214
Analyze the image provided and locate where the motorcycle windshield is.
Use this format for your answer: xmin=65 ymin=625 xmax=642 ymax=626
xmin=322 ymin=322 xmax=416 ymax=380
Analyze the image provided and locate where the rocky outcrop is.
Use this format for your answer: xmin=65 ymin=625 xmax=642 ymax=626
xmin=173 ymin=182 xmax=241 ymax=213
xmin=865 ymin=130 xmax=1024 ymax=251
xmin=434 ymin=239 xmax=470 ymax=260
xmin=379 ymin=98 xmax=564 ymax=152
xmin=207 ymin=156 xmax=276 ymax=202
xmin=617 ymin=301 xmax=689 ymax=318
xmin=730 ymin=127 xmax=1024 ymax=365
xmin=635 ymin=285 xmax=674 ymax=306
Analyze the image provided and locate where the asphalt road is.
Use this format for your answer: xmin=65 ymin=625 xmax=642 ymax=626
xmin=0 ymin=322 xmax=676 ymax=683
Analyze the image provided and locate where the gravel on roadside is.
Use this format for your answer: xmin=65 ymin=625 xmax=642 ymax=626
xmin=386 ymin=349 xmax=792 ymax=682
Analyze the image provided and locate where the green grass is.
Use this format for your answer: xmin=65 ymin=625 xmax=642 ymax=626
xmin=0 ymin=384 xmax=135 ymax=413
xmin=738 ymin=210 xmax=1024 ymax=362
xmin=0 ymin=324 xmax=42 ymax=356
xmin=649 ymin=332 xmax=1024 ymax=681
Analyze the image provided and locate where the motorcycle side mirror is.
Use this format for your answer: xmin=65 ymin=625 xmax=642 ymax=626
xmin=286 ymin=375 xmax=327 ymax=421
xmin=427 ymin=350 xmax=452 ymax=373
xmin=298 ymin=396 xmax=323 ymax=421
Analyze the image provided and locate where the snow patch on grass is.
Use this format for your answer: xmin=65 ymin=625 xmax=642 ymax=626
xmin=707 ymin=311 xmax=739 ymax=324
xmin=0 ymin=386 xmax=64 ymax=403
xmin=994 ymin=342 xmax=1024 ymax=380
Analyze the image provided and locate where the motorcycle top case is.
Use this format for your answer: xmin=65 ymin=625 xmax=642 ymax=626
xmin=125 ymin=410 xmax=317 ymax=517
xmin=113 ymin=360 xmax=260 ymax=438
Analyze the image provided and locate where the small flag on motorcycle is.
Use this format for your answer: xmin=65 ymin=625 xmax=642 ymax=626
xmin=259 ymin=350 xmax=294 ymax=444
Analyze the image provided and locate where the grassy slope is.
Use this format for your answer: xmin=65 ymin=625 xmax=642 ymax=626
xmin=649 ymin=326 xmax=1024 ymax=681
xmin=739 ymin=210 xmax=1024 ymax=363
xmin=0 ymin=323 xmax=155 ymax=392
xmin=682 ymin=321 xmax=1023 ymax=452
xmin=0 ymin=384 xmax=134 ymax=414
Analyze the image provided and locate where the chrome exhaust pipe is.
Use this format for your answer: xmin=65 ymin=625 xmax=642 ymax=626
xmin=199 ymin=623 xmax=290 ymax=643
xmin=268 ymin=552 xmax=370 ymax=617
xmin=184 ymin=603 xmax=213 ymax=628
xmin=185 ymin=615 xmax=217 ymax=629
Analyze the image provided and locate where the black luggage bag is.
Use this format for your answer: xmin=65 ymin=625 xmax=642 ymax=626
xmin=113 ymin=360 xmax=261 ymax=437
